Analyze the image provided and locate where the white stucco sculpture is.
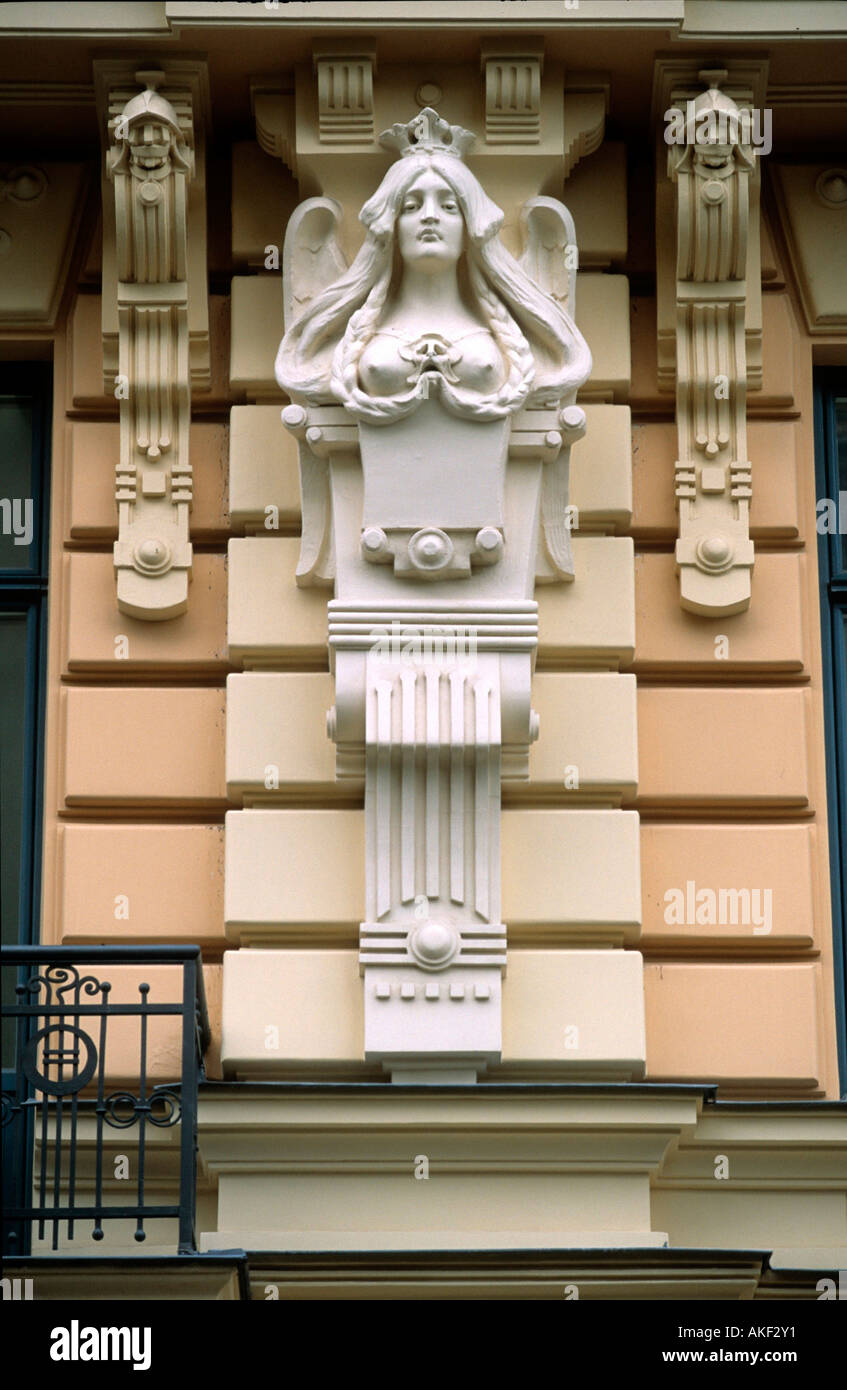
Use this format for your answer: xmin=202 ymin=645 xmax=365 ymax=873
xmin=277 ymin=108 xmax=591 ymax=1080
xmin=662 ymin=68 xmax=760 ymax=615
xmin=96 ymin=62 xmax=210 ymax=621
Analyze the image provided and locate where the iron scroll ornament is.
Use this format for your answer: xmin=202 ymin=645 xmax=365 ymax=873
xmin=2 ymin=956 xmax=194 ymax=1250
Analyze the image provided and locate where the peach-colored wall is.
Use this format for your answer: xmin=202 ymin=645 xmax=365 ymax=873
xmin=25 ymin=120 xmax=844 ymax=1099
xmin=27 ymin=216 xmax=237 ymax=1080
xmin=628 ymin=196 xmax=841 ymax=1097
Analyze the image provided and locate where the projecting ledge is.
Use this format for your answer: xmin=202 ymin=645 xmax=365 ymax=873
xmin=0 ymin=1256 xmax=249 ymax=1302
xmin=200 ymin=1230 xmax=670 ymax=1253
xmin=196 ymin=1083 xmax=702 ymax=1254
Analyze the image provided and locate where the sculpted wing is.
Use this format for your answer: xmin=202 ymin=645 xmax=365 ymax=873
xmin=282 ymin=196 xmax=347 ymax=330
xmin=518 ymin=196 xmax=578 ymax=322
xmin=281 ymin=198 xmax=347 ymax=587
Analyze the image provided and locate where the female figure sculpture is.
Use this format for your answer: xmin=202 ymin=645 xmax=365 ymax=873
xmin=273 ymin=110 xmax=594 ymax=1076
xmin=276 ymin=108 xmax=591 ymax=424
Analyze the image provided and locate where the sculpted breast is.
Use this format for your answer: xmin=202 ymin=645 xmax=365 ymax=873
xmin=358 ymin=328 xmax=505 ymax=398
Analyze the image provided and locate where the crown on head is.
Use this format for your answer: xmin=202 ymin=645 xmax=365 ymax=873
xmin=379 ymin=107 xmax=476 ymax=160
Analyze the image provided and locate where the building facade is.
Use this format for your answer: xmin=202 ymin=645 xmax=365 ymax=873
xmin=1 ymin=0 xmax=846 ymax=1302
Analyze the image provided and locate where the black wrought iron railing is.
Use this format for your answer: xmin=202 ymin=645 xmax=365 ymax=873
xmin=1 ymin=946 xmax=210 ymax=1257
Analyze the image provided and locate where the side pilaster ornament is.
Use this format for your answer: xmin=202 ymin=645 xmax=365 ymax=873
xmin=276 ymin=108 xmax=591 ymax=1081
xmin=94 ymin=61 xmax=210 ymax=620
xmin=654 ymin=60 xmax=768 ymax=616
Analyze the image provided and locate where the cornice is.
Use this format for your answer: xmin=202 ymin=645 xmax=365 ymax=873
xmin=4 ymin=2 xmax=843 ymax=41
xmin=167 ymin=2 xmax=687 ymax=33
xmin=240 ymin=1247 xmax=837 ymax=1299
xmin=195 ymin=1084 xmax=847 ymax=1189
xmin=197 ymin=1085 xmax=703 ymax=1171
xmin=0 ymin=1254 xmax=250 ymax=1301
xmin=1 ymin=1248 xmax=836 ymax=1302
xmin=167 ymin=2 xmax=847 ymax=41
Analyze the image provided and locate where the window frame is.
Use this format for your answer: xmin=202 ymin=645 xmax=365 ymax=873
xmin=813 ymin=368 xmax=847 ymax=1097
xmin=1 ymin=363 xmax=52 ymax=1252
xmin=0 ymin=361 xmax=52 ymax=957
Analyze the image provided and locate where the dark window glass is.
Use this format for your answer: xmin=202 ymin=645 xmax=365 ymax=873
xmin=815 ymin=371 xmax=847 ymax=1095
xmin=836 ymin=397 xmax=847 ymax=572
xmin=0 ymin=365 xmax=51 ymax=1044
xmin=0 ymin=365 xmax=51 ymax=1254
xmin=0 ymin=395 xmax=35 ymax=571
xmin=1 ymin=611 xmax=29 ymax=939
xmin=1 ymin=611 xmax=29 ymax=1061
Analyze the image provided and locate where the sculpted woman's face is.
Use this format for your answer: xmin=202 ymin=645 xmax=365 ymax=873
xmin=396 ymin=167 xmax=464 ymax=273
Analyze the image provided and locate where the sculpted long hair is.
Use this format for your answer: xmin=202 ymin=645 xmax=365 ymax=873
xmin=276 ymin=151 xmax=590 ymax=421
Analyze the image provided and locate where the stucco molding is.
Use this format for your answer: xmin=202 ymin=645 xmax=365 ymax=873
xmin=0 ymin=1257 xmax=247 ymax=1301
xmin=193 ymin=1087 xmax=847 ymax=1267
xmin=0 ymin=161 xmax=89 ymax=328
xmin=653 ymin=57 xmax=768 ymax=617
xmin=654 ymin=1106 xmax=847 ymax=1190
xmin=94 ymin=58 xmax=210 ymax=621
xmin=313 ymin=38 xmax=378 ymax=145
xmin=264 ymin=104 xmax=592 ymax=1080
xmin=250 ymin=57 xmax=609 ymax=200
xmin=239 ymin=1249 xmax=792 ymax=1301
xmin=480 ymin=37 xmax=544 ymax=146
xmin=562 ymin=77 xmax=610 ymax=181
xmin=771 ymin=163 xmax=847 ymax=335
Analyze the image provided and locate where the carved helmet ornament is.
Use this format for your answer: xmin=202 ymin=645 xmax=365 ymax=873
xmin=276 ymin=108 xmax=592 ymax=584
xmin=101 ymin=65 xmax=205 ymax=621
xmin=666 ymin=70 xmax=757 ymax=615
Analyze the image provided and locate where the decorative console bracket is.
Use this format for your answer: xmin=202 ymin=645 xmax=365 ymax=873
xmin=314 ymin=39 xmax=377 ymax=144
xmin=276 ymin=108 xmax=591 ymax=1081
xmin=480 ymin=39 xmax=543 ymax=144
xmin=252 ymin=45 xmax=608 ymax=246
xmin=94 ymin=60 xmax=210 ymax=620
xmin=653 ymin=59 xmax=768 ymax=616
